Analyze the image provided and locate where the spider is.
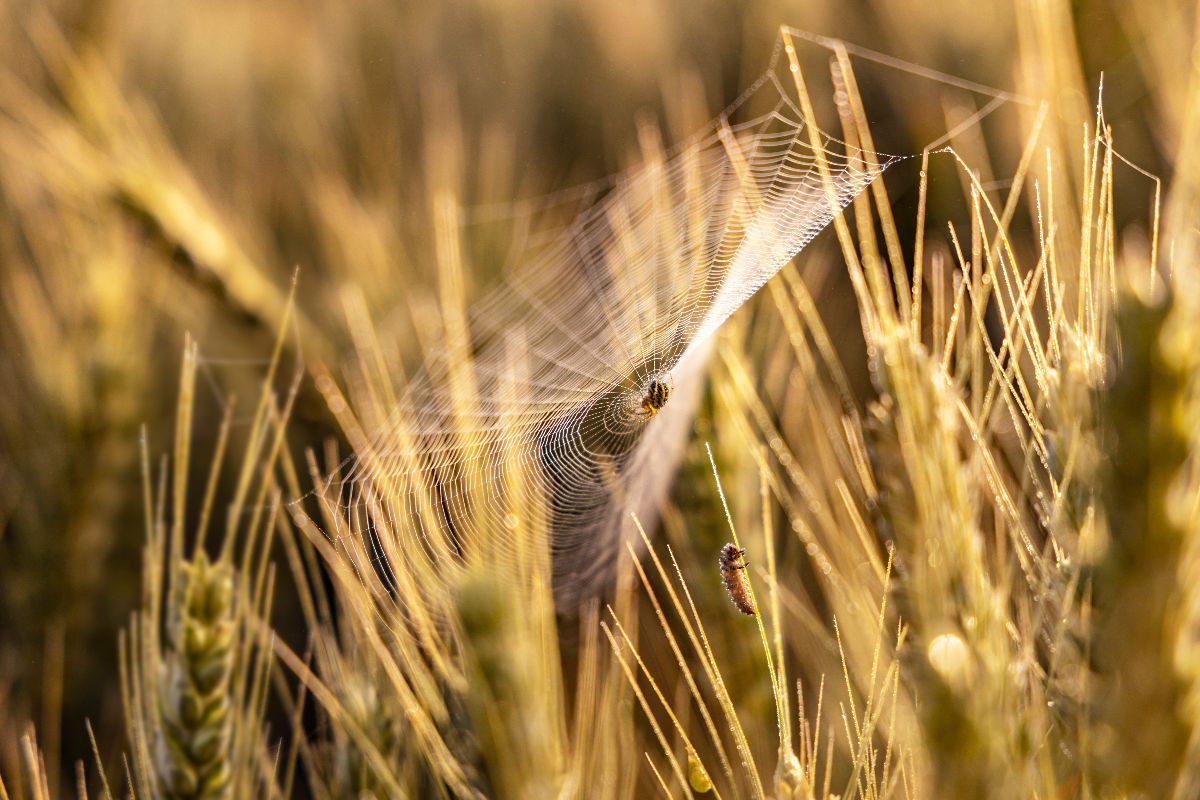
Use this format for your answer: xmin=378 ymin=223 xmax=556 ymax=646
xmin=632 ymin=372 xmax=672 ymax=420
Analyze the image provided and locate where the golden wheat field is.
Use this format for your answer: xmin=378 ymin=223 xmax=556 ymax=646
xmin=2 ymin=0 xmax=1199 ymax=798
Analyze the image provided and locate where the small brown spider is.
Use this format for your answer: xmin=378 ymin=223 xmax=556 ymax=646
xmin=633 ymin=373 xmax=672 ymax=420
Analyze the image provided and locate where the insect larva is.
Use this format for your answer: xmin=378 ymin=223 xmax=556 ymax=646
xmin=719 ymin=542 xmax=756 ymax=615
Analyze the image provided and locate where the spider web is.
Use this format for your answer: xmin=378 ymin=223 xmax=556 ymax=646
xmin=330 ymin=46 xmax=902 ymax=610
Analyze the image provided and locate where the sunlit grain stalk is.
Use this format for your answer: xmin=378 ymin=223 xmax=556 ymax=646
xmin=154 ymin=553 xmax=236 ymax=800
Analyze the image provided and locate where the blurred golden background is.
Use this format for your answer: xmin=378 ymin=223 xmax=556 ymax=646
xmin=1 ymin=0 xmax=1195 ymax=796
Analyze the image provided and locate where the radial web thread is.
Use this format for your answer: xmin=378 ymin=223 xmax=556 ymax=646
xmin=329 ymin=57 xmax=902 ymax=610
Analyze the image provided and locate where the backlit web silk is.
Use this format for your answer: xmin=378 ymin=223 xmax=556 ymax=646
xmin=331 ymin=54 xmax=900 ymax=610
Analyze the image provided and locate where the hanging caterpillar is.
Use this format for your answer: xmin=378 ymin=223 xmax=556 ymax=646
xmin=719 ymin=543 xmax=756 ymax=615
